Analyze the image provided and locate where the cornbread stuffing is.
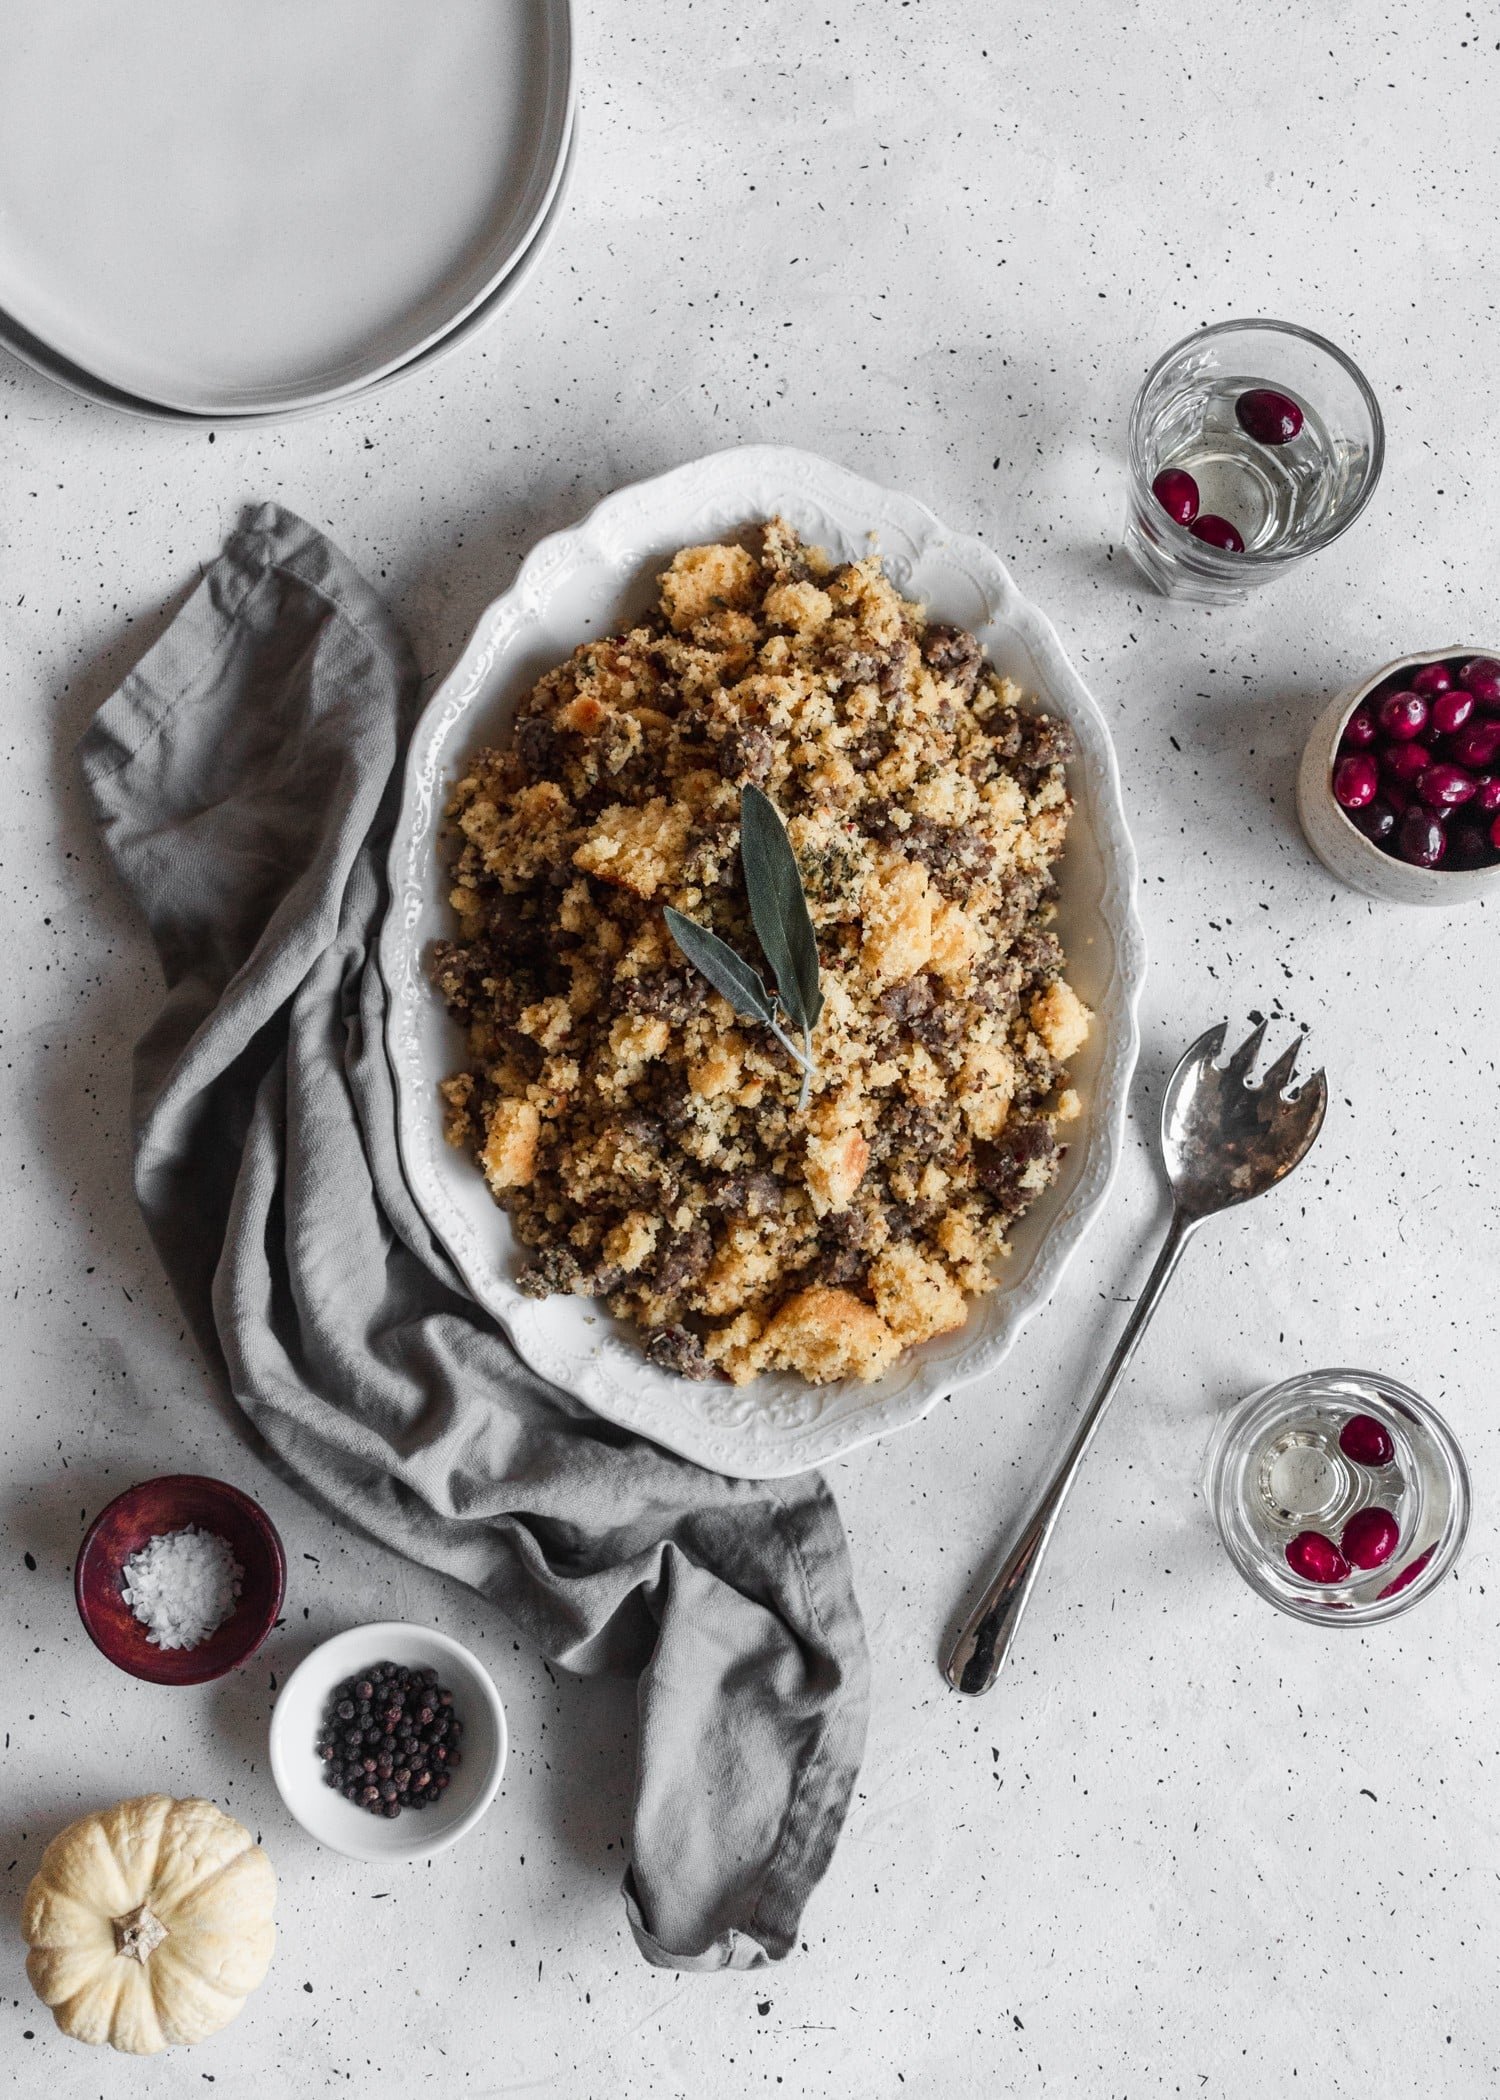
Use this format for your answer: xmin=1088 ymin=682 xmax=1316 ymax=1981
xmin=432 ymin=520 xmax=1091 ymax=1385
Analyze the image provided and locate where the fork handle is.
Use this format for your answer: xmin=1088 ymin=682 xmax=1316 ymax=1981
xmin=943 ymin=1205 xmax=1198 ymax=1696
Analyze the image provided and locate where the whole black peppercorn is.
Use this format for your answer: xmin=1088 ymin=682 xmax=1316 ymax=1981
xmin=318 ymin=1659 xmax=464 ymax=1820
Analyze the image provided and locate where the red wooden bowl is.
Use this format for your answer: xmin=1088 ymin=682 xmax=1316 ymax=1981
xmin=74 ymin=1475 xmax=286 ymax=1686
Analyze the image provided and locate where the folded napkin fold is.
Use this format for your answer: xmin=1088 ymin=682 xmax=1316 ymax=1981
xmin=80 ymin=503 xmax=869 ymax=1970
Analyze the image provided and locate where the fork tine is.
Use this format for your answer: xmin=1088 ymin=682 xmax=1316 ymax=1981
xmin=1261 ymin=1036 xmax=1303 ymax=1096
xmin=1224 ymin=1019 xmax=1268 ymax=1083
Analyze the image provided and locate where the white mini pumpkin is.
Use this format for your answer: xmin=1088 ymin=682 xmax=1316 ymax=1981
xmin=23 ymin=1794 xmax=275 ymax=2054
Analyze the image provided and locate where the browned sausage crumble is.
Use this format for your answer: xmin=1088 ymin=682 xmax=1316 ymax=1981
xmin=432 ymin=520 xmax=1090 ymax=1385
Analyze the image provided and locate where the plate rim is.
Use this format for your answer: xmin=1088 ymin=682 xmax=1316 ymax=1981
xmin=0 ymin=1 xmax=574 ymax=416
xmin=379 ymin=446 xmax=1147 ymax=1477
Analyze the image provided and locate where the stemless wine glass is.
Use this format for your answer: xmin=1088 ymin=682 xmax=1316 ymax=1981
xmin=1125 ymin=320 xmax=1384 ymax=605
xmin=1206 ymin=1369 xmax=1469 ymax=1627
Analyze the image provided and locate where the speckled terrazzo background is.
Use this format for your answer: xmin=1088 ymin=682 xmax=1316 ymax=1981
xmin=2 ymin=2 xmax=1497 ymax=2093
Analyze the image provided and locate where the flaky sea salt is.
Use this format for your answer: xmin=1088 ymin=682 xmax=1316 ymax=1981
xmin=121 ymin=1525 xmax=244 ymax=1650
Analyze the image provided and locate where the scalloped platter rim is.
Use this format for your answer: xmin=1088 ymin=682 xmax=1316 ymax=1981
xmin=379 ymin=446 xmax=1146 ymax=1477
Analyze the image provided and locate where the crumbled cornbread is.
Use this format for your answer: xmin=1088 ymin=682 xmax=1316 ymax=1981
xmin=432 ymin=520 xmax=1091 ymax=1386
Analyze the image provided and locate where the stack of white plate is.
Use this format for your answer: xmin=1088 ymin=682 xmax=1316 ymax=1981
xmin=0 ymin=1 xmax=574 ymax=424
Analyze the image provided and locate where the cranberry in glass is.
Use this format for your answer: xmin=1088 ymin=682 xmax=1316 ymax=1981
xmin=1473 ymin=776 xmax=1500 ymax=816
xmin=1378 ymin=1545 xmax=1436 ymax=1600
xmin=1396 ymin=808 xmax=1447 ymax=867
xmin=1339 ymin=1413 xmax=1394 ymax=1466
xmin=1431 ymin=689 xmax=1475 ymax=738
xmin=1377 ymin=689 xmax=1429 ymax=741
xmin=1382 ymin=739 xmax=1432 ymax=786
xmin=1446 ymin=825 xmax=1491 ymax=870
xmin=1351 ymin=798 xmax=1397 ymax=844
xmin=1333 ymin=754 xmax=1379 ymax=809
xmin=1342 ymin=1507 xmax=1400 ymax=1570
xmin=1189 ymin=513 xmax=1245 ymax=552
xmin=1286 ymin=1531 xmax=1350 ymax=1584
xmin=1235 ymin=388 xmax=1304 ymax=446
xmin=1152 ymin=468 xmax=1200 ymax=525
xmin=1418 ymin=762 xmax=1478 ymax=810
xmin=1457 ymin=657 xmax=1500 ymax=706
xmin=1410 ymin=662 xmax=1453 ymax=698
xmin=1448 ymin=718 xmax=1500 ymax=771
xmin=1341 ymin=706 xmax=1379 ymax=750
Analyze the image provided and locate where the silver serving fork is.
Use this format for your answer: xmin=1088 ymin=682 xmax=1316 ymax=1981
xmin=945 ymin=1020 xmax=1328 ymax=1696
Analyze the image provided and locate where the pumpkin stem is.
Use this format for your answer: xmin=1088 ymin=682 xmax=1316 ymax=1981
xmin=112 ymin=1903 xmax=169 ymax=1963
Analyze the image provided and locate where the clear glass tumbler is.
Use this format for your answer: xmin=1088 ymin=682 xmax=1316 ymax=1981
xmin=1206 ymin=1368 xmax=1469 ymax=1627
xmin=1125 ymin=320 xmax=1384 ymax=605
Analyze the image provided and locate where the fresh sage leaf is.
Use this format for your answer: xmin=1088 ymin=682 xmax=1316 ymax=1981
xmin=739 ymin=785 xmax=823 ymax=1034
xmin=663 ymin=907 xmax=777 ymax=1027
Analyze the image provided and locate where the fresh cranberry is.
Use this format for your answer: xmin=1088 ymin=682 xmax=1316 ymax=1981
xmin=1396 ymin=808 xmax=1448 ymax=867
xmin=1351 ymin=798 xmax=1397 ymax=844
xmin=1457 ymin=657 xmax=1500 ymax=706
xmin=1341 ymin=1507 xmax=1400 ymax=1569
xmin=1189 ymin=513 xmax=1245 ymax=552
xmin=1491 ymin=812 xmax=1500 ymax=851
xmin=1418 ymin=762 xmax=1479 ymax=810
xmin=1152 ymin=468 xmax=1200 ymax=525
xmin=1236 ymin=388 xmax=1304 ymax=446
xmin=1447 ymin=718 xmax=1500 ymax=770
xmin=1431 ymin=689 xmax=1475 ymax=738
xmin=1473 ymin=776 xmax=1500 ymax=815
xmin=1341 ymin=706 xmax=1379 ymax=750
xmin=1332 ymin=754 xmax=1379 ymax=809
xmin=1377 ymin=1545 xmax=1436 ymax=1600
xmin=1447 ymin=825 xmax=1493 ymax=869
xmin=1286 ymin=1530 xmax=1350 ymax=1583
xmin=1382 ymin=740 xmax=1432 ymax=786
xmin=1410 ymin=662 xmax=1454 ymax=698
xmin=1379 ymin=777 xmax=1411 ymax=816
xmin=1339 ymin=1413 xmax=1395 ymax=1466
xmin=1377 ymin=690 xmax=1429 ymax=741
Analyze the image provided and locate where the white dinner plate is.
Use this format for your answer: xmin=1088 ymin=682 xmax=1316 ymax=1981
xmin=0 ymin=119 xmax=578 ymax=427
xmin=0 ymin=0 xmax=572 ymax=415
xmin=380 ymin=448 xmax=1147 ymax=1478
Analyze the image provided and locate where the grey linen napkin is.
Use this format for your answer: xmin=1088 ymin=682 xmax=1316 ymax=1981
xmin=80 ymin=502 xmax=869 ymax=1971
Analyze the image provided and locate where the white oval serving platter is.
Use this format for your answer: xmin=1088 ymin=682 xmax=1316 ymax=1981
xmin=0 ymin=0 xmax=572 ymax=415
xmin=380 ymin=447 xmax=1147 ymax=1478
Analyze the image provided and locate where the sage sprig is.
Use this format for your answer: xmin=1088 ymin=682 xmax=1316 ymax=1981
xmin=664 ymin=786 xmax=823 ymax=1109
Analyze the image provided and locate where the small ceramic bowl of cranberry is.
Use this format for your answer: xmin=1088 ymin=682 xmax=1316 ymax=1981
xmin=1298 ymin=649 xmax=1500 ymax=904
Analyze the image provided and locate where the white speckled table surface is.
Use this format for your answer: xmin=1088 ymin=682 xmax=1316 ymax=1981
xmin=2 ymin=4 xmax=1497 ymax=2094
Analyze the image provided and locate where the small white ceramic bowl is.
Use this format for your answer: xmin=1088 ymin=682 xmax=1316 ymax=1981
xmin=1297 ymin=645 xmax=1500 ymax=906
xmin=269 ymin=1622 xmax=507 ymax=1863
